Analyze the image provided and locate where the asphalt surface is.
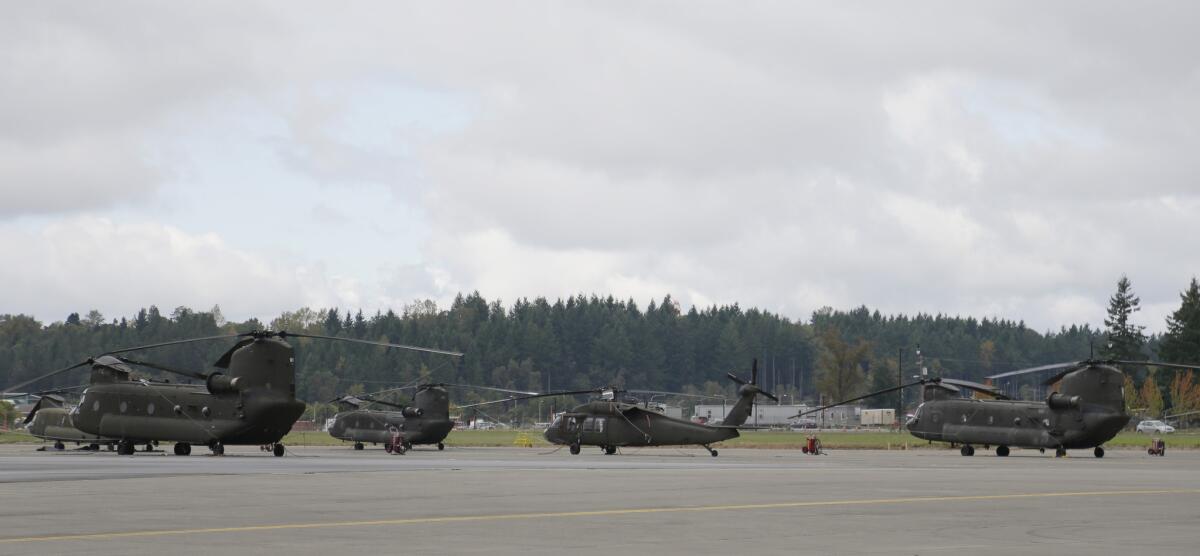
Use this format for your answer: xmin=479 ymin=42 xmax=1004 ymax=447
xmin=0 ymin=444 xmax=1196 ymax=555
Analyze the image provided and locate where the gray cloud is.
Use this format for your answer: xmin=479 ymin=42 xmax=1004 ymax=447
xmin=3 ymin=2 xmax=1198 ymax=332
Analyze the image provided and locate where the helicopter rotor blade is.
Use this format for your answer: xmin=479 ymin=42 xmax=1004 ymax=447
xmin=2 ymin=359 xmax=93 ymax=394
xmin=624 ymin=389 xmax=729 ymax=401
xmin=985 ymin=361 xmax=1087 ymax=381
xmin=751 ymin=358 xmax=758 ymax=385
xmin=114 ymin=356 xmax=210 ymax=381
xmin=105 ymin=334 xmax=247 ymax=356
xmin=438 ymin=383 xmax=540 ymax=396
xmin=792 ymin=379 xmax=932 ymax=419
xmin=457 ymin=389 xmax=600 ymax=409
xmin=726 ymin=373 xmax=747 ymax=386
xmin=938 ymin=378 xmax=1010 ymax=400
xmin=758 ymin=389 xmax=779 ymax=403
xmin=1108 ymin=360 xmax=1200 ymax=372
xmin=278 ymin=332 xmax=463 ymax=358
xmin=213 ymin=337 xmax=257 ymax=369
xmin=359 ymin=397 xmax=408 ymax=410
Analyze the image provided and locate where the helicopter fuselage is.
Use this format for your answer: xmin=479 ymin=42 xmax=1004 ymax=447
xmin=543 ymin=401 xmax=740 ymax=449
xmin=328 ymin=410 xmax=454 ymax=446
xmin=906 ymin=397 xmax=1130 ymax=450
xmin=72 ymin=381 xmax=306 ymax=446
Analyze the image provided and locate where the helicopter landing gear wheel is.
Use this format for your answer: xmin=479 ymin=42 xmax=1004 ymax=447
xmin=144 ymin=443 xmax=154 ymax=452
xmin=960 ymin=445 xmax=975 ymax=456
xmin=174 ymin=443 xmax=191 ymax=456
xmin=438 ymin=442 xmax=445 ymax=451
xmin=54 ymin=441 xmax=64 ymax=450
xmin=604 ymin=445 xmax=616 ymax=455
xmin=569 ymin=443 xmax=581 ymax=455
xmin=273 ymin=443 xmax=285 ymax=457
xmin=354 ymin=442 xmax=364 ymax=450
xmin=117 ymin=441 xmax=135 ymax=455
xmin=210 ymin=442 xmax=225 ymax=456
xmin=1094 ymin=446 xmax=1105 ymax=458
xmin=1055 ymin=447 xmax=1067 ymax=458
xmin=996 ymin=445 xmax=1009 ymax=457
xmin=88 ymin=443 xmax=100 ymax=451
xmin=393 ymin=442 xmax=407 ymax=455
xmin=384 ymin=442 xmax=393 ymax=454
xmin=704 ymin=445 xmax=718 ymax=457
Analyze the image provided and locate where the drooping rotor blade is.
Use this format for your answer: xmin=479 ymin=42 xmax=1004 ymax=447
xmin=751 ymin=358 xmax=758 ymax=385
xmin=939 ymin=378 xmax=1010 ymax=400
xmin=726 ymin=372 xmax=747 ymax=386
xmin=463 ymin=389 xmax=604 ymax=410
xmin=1109 ymin=360 xmax=1200 ymax=372
xmin=985 ymin=362 xmax=1086 ymax=380
xmin=277 ymin=332 xmax=463 ymax=357
xmin=359 ymin=397 xmax=407 ymax=410
xmin=792 ymin=379 xmax=932 ymax=419
xmin=625 ymin=389 xmax=729 ymax=401
xmin=105 ymin=334 xmax=246 ymax=356
xmin=213 ymin=337 xmax=260 ymax=369
xmin=115 ymin=356 xmax=210 ymax=381
xmin=758 ymin=389 xmax=779 ymax=403
xmin=439 ymin=383 xmax=539 ymax=396
xmin=2 ymin=359 xmax=93 ymax=394
xmin=1036 ymin=360 xmax=1200 ymax=386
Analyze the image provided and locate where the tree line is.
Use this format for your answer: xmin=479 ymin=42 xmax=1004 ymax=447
xmin=3 ymin=277 xmax=1200 ymax=422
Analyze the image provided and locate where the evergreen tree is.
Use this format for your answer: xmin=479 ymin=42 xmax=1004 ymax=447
xmin=1159 ymin=278 xmax=1200 ymax=363
xmin=1101 ymin=275 xmax=1146 ymax=361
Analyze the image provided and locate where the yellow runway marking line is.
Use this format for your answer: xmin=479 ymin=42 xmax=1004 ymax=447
xmin=3 ymin=488 xmax=1198 ymax=544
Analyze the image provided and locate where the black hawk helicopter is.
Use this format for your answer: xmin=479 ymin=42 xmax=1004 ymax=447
xmin=2 ymin=331 xmax=461 ymax=457
xmin=21 ymin=390 xmax=118 ymax=451
xmin=487 ymin=360 xmax=772 ymax=456
xmin=327 ymin=383 xmax=536 ymax=454
xmin=796 ymin=358 xmax=1198 ymax=458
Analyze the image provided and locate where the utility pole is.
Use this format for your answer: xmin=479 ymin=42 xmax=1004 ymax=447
xmin=897 ymin=347 xmax=903 ymax=432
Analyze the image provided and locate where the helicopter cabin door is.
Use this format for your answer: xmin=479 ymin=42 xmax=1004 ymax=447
xmin=581 ymin=416 xmax=608 ymax=445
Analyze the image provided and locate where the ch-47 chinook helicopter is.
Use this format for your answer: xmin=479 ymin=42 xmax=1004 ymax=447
xmin=2 ymin=331 xmax=461 ymax=457
xmin=488 ymin=360 xmax=771 ymax=457
xmin=795 ymin=358 xmax=1199 ymax=458
xmin=21 ymin=390 xmax=117 ymax=451
xmin=327 ymin=383 xmax=536 ymax=454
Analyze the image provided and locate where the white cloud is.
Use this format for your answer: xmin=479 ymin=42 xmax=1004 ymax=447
xmin=2 ymin=2 xmax=1199 ymax=333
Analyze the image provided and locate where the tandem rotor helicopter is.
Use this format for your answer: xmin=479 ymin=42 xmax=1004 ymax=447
xmin=795 ymin=357 xmax=1199 ymax=458
xmin=327 ymin=383 xmax=537 ymax=454
xmin=1 ymin=331 xmax=461 ymax=457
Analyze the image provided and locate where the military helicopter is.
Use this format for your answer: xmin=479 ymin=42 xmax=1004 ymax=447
xmin=21 ymin=390 xmax=118 ymax=451
xmin=327 ymin=383 xmax=536 ymax=454
xmin=2 ymin=331 xmax=461 ymax=457
xmin=491 ymin=360 xmax=772 ymax=456
xmin=796 ymin=358 xmax=1198 ymax=458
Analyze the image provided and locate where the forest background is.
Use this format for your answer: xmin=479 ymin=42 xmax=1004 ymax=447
xmin=3 ymin=277 xmax=1199 ymax=426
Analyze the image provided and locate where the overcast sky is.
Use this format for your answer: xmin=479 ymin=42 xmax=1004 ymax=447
xmin=2 ymin=2 xmax=1197 ymax=333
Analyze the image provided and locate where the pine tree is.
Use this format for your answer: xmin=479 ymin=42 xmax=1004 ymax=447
xmin=1159 ymin=278 xmax=1200 ymax=363
xmin=1101 ymin=275 xmax=1146 ymax=361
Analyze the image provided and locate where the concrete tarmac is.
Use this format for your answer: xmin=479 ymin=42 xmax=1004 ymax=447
xmin=0 ymin=444 xmax=1196 ymax=555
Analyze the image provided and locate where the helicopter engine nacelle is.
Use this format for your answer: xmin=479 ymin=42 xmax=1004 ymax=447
xmin=1046 ymin=392 xmax=1080 ymax=410
xmin=206 ymin=373 xmax=242 ymax=394
xmin=401 ymin=407 xmax=424 ymax=418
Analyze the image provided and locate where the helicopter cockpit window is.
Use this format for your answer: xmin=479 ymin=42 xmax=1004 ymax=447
xmin=550 ymin=415 xmax=562 ymax=429
xmin=907 ymin=403 xmax=923 ymax=425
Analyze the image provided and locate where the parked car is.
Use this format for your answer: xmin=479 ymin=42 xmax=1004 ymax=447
xmin=1136 ymin=420 xmax=1175 ymax=434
